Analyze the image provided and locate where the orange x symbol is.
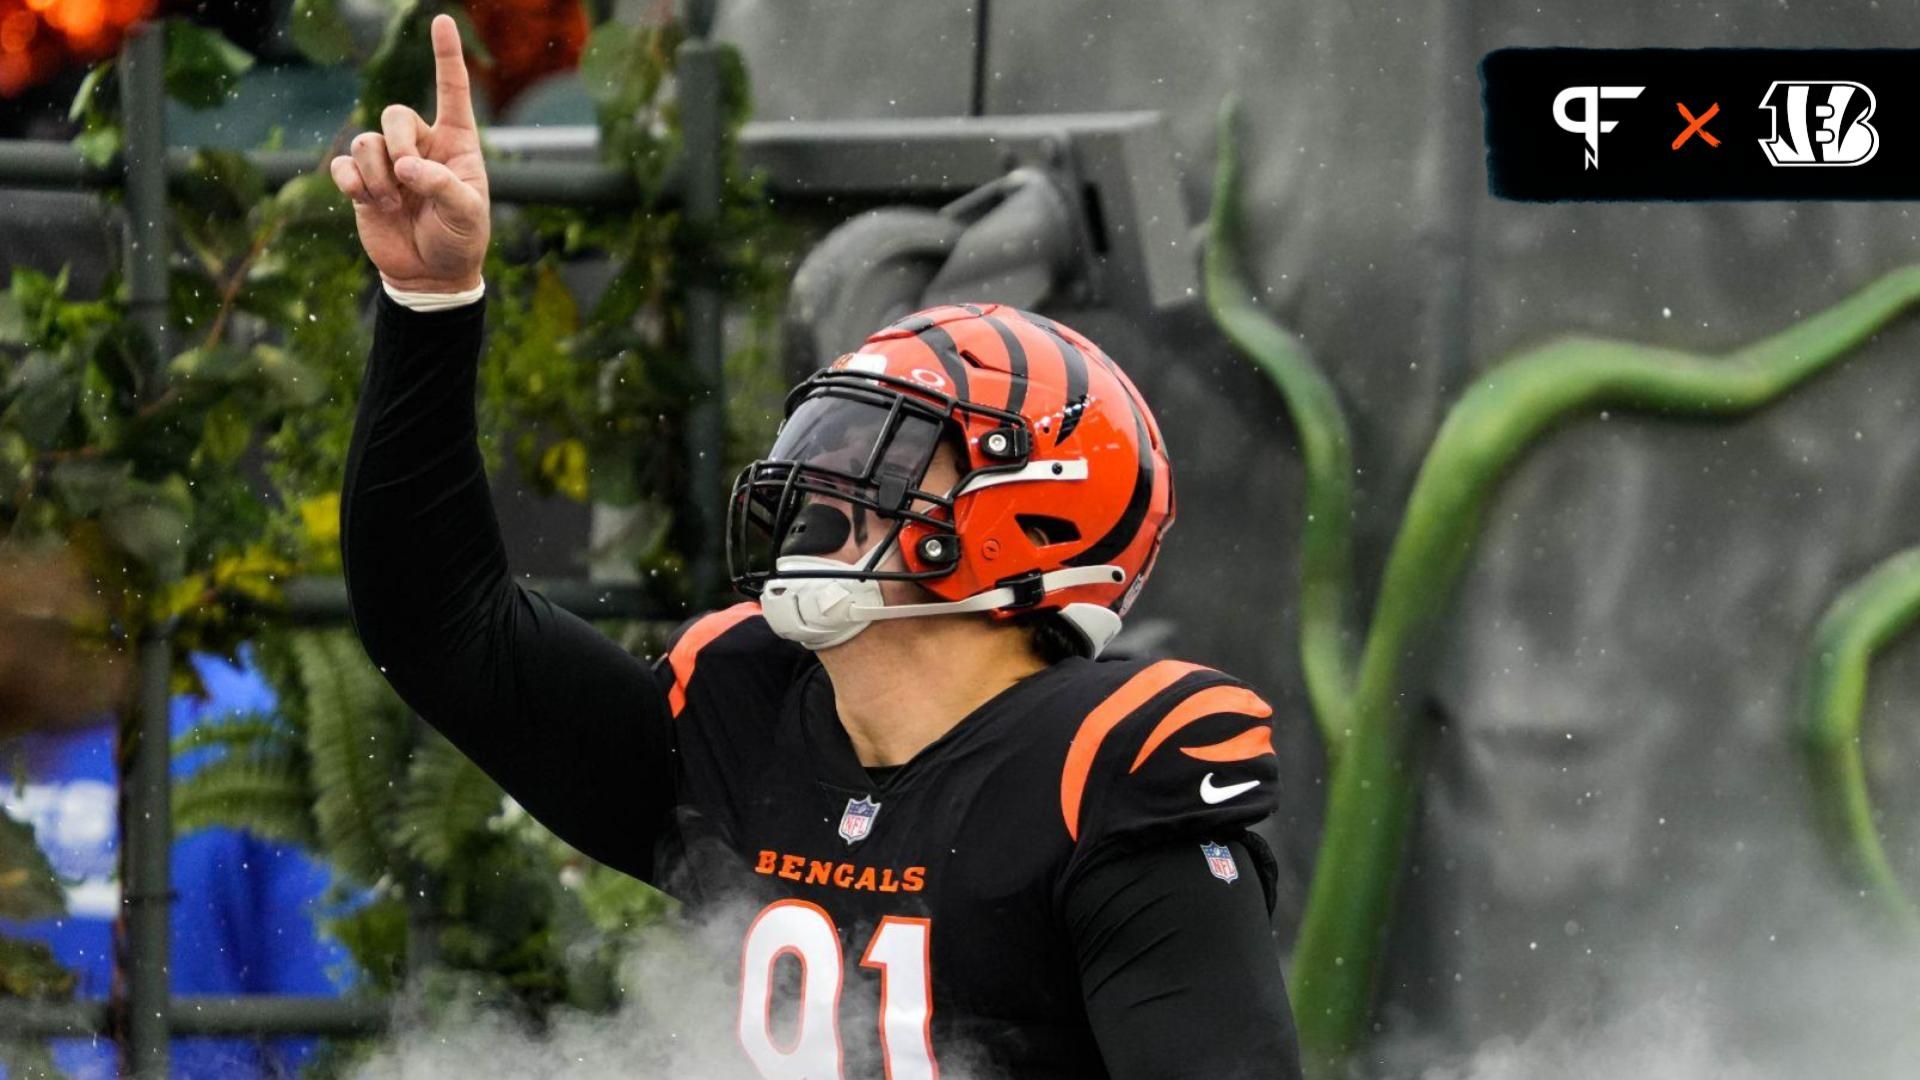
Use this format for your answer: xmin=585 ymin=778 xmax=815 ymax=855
xmin=1673 ymin=101 xmax=1721 ymax=149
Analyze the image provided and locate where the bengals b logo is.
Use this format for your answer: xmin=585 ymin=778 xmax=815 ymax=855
xmin=1758 ymin=80 xmax=1879 ymax=167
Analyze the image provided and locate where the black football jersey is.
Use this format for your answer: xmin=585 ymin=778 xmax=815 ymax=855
xmin=647 ymin=603 xmax=1282 ymax=1080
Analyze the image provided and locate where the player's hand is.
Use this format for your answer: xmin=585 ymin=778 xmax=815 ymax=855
xmin=329 ymin=13 xmax=490 ymax=293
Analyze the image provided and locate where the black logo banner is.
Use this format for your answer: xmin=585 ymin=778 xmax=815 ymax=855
xmin=1483 ymin=48 xmax=1920 ymax=200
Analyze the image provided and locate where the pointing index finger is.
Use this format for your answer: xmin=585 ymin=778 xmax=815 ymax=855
xmin=430 ymin=13 xmax=476 ymax=132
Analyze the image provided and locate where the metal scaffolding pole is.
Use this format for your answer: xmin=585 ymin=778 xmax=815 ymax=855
xmin=0 ymin=996 xmax=391 ymax=1039
xmin=678 ymin=0 xmax=727 ymax=606
xmin=0 ymin=143 xmax=651 ymax=205
xmin=114 ymin=22 xmax=174 ymax=1079
xmin=0 ymin=112 xmax=1186 ymax=208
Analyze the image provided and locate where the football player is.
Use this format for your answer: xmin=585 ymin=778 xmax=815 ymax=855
xmin=331 ymin=15 xmax=1302 ymax=1079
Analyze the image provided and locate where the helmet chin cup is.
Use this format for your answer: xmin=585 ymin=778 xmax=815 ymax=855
xmin=759 ymin=556 xmax=888 ymax=650
xmin=762 ymin=553 xmax=1130 ymax=656
xmin=756 ymin=553 xmax=890 ymax=645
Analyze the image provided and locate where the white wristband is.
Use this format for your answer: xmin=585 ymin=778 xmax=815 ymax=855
xmin=383 ymin=280 xmax=485 ymax=312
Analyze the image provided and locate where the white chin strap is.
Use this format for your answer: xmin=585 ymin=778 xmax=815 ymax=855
xmin=759 ymin=557 xmax=1127 ymax=655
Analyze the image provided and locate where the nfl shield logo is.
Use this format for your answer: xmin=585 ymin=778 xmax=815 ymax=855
xmin=1200 ymin=841 xmax=1239 ymax=884
xmin=838 ymin=796 xmax=881 ymax=845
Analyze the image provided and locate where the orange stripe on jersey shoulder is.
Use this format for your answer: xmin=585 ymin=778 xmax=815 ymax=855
xmin=1129 ymin=686 xmax=1273 ymax=773
xmin=1178 ymin=724 xmax=1276 ymax=764
xmin=1059 ymin=660 xmax=1206 ymax=841
xmin=667 ymin=602 xmax=761 ymax=718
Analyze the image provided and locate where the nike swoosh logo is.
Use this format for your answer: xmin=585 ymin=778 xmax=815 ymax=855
xmin=1199 ymin=773 xmax=1260 ymax=805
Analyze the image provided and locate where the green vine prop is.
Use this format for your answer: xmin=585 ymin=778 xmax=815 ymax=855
xmin=1202 ymin=113 xmax=1358 ymax=765
xmin=1207 ymin=96 xmax=1920 ymax=1068
xmin=1800 ymin=547 xmax=1920 ymax=934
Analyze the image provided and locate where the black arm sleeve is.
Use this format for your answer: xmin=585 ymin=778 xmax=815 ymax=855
xmin=341 ymin=290 xmax=675 ymax=882
xmin=1066 ymin=838 xmax=1304 ymax=1080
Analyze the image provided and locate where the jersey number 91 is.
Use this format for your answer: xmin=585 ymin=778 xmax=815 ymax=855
xmin=738 ymin=899 xmax=938 ymax=1079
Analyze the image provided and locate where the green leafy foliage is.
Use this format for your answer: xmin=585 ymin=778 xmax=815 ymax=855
xmin=170 ymin=623 xmax=678 ymax=1033
xmin=0 ymin=833 xmax=73 ymax=1069
xmin=163 ymin=19 xmax=256 ymax=110
xmin=356 ymin=1 xmax=491 ymax=127
xmin=397 ymin=732 xmax=505 ymax=872
xmin=67 ymin=58 xmax=120 ymax=171
xmin=0 ymin=937 xmax=74 ymax=1001
xmin=324 ymin=891 xmax=408 ymax=994
xmin=477 ymin=22 xmax=788 ymax=608
xmin=580 ymin=20 xmax=682 ymax=183
xmin=7 ymin=5 xmax=783 ymax=1043
xmin=289 ymin=0 xmax=355 ymax=66
xmin=291 ymin=630 xmax=410 ymax=885
xmin=0 ymin=813 xmax=66 ymax=922
xmin=171 ymin=712 xmax=319 ymax=847
xmin=67 ymin=63 xmax=111 ymax=124
xmin=357 ymin=0 xmax=436 ymax=125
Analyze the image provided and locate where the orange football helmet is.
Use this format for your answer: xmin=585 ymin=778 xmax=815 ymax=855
xmin=727 ymin=303 xmax=1174 ymax=657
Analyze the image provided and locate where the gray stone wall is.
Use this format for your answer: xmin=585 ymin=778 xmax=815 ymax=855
xmin=715 ymin=1 xmax=1920 ymax=1070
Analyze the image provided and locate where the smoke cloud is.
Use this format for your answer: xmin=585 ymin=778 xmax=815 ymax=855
xmin=1382 ymin=861 xmax=1920 ymax=1080
xmin=349 ymin=900 xmax=763 ymax=1080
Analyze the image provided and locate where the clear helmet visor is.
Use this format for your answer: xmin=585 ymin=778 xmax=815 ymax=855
xmin=729 ymin=388 xmax=952 ymax=583
xmin=767 ymin=393 xmax=943 ymax=482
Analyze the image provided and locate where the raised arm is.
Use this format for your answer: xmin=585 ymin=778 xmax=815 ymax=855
xmin=332 ymin=16 xmax=675 ymax=882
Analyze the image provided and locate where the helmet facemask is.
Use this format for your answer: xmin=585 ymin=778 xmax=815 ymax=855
xmin=727 ymin=371 xmax=1031 ymax=648
xmin=733 ymin=374 xmax=979 ymax=586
